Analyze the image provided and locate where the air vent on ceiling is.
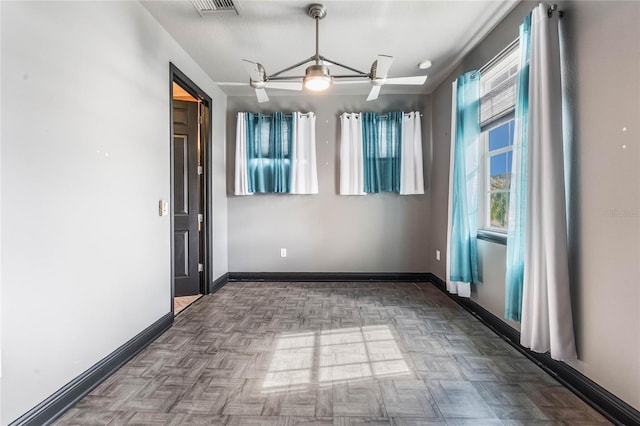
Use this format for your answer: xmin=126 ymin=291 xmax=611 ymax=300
xmin=191 ymin=0 xmax=238 ymax=16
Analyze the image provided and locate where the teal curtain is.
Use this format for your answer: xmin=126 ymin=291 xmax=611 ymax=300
xmin=505 ymin=14 xmax=532 ymax=321
xmin=363 ymin=112 xmax=402 ymax=193
xmin=246 ymin=112 xmax=292 ymax=193
xmin=449 ymin=71 xmax=480 ymax=284
xmin=362 ymin=113 xmax=380 ymax=192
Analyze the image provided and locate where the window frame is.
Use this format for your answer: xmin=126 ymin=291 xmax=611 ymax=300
xmin=478 ymin=45 xmax=520 ymax=238
xmin=480 ymin=118 xmax=514 ymax=234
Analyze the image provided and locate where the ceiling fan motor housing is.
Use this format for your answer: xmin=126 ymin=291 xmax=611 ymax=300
xmin=305 ymin=64 xmax=330 ymax=79
xmin=303 ymin=64 xmax=332 ymax=91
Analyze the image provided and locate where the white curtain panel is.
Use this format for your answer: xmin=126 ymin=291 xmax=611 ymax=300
xmin=234 ymin=112 xmax=253 ymax=196
xmin=400 ymin=111 xmax=425 ymax=195
xmin=339 ymin=113 xmax=365 ymax=195
xmin=520 ymin=4 xmax=577 ymax=361
xmin=290 ymin=112 xmax=319 ymax=194
xmin=445 ymin=81 xmax=471 ymax=298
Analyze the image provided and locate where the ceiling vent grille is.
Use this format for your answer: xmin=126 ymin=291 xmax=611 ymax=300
xmin=191 ymin=0 xmax=238 ymax=16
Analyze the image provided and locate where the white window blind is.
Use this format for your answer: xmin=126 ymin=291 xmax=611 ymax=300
xmin=480 ymin=49 xmax=520 ymax=126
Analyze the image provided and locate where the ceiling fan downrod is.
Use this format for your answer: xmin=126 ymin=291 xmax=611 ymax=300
xmin=303 ymin=3 xmax=331 ymax=91
xmin=307 ymin=4 xmax=326 ymax=65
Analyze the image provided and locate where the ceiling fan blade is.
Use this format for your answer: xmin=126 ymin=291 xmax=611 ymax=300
xmin=383 ymin=75 xmax=428 ymax=85
xmin=242 ymin=59 xmax=263 ymax=82
xmin=366 ymin=85 xmax=381 ymax=101
xmin=255 ymin=88 xmax=269 ymax=103
xmin=332 ymin=79 xmax=371 ymax=85
xmin=213 ymin=82 xmax=249 ymax=86
xmin=264 ymin=81 xmax=303 ymax=91
xmin=374 ymin=55 xmax=394 ymax=79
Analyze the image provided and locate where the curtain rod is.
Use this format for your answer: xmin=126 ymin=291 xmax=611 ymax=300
xmin=237 ymin=112 xmax=315 ymax=118
xmin=547 ymin=4 xmax=563 ymax=18
xmin=339 ymin=112 xmax=423 ymax=118
xmin=472 ymin=38 xmax=519 ymax=78
xmin=470 ymin=4 xmax=562 ymax=79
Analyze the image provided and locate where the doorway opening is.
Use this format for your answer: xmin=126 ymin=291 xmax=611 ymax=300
xmin=170 ymin=64 xmax=212 ymax=316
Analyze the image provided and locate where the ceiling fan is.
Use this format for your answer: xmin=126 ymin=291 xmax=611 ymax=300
xmin=216 ymin=3 xmax=427 ymax=103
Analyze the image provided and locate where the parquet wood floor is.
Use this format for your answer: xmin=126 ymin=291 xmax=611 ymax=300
xmin=56 ymin=282 xmax=610 ymax=425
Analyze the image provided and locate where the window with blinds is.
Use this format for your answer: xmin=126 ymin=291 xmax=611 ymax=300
xmin=478 ymin=43 xmax=520 ymax=233
xmin=480 ymin=47 xmax=520 ymax=127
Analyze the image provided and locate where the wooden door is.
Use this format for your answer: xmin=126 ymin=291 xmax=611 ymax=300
xmin=173 ymin=100 xmax=200 ymax=297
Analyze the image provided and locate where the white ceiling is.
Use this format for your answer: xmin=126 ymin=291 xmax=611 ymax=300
xmin=142 ymin=0 xmax=519 ymax=97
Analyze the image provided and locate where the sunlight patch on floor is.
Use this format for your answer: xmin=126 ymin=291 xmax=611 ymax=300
xmin=262 ymin=325 xmax=411 ymax=393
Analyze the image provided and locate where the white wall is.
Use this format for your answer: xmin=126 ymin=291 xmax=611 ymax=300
xmin=0 ymin=1 xmax=227 ymax=423
xmin=429 ymin=0 xmax=640 ymax=411
xmin=226 ymin=94 xmax=431 ymax=273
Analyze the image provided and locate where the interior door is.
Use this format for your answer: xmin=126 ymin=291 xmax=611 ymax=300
xmin=173 ymin=100 xmax=200 ymax=297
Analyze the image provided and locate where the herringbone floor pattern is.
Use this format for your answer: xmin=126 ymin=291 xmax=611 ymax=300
xmin=56 ymin=282 xmax=610 ymax=425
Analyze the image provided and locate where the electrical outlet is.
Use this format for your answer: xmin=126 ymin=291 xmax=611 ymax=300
xmin=436 ymin=250 xmax=441 ymax=261
xmin=280 ymin=248 xmax=287 ymax=258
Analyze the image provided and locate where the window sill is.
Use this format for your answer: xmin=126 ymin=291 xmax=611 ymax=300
xmin=477 ymin=230 xmax=507 ymax=245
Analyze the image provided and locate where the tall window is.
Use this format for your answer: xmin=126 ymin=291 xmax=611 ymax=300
xmin=479 ymin=46 xmax=519 ymax=233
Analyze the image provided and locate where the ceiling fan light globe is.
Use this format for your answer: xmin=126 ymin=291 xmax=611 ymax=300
xmin=304 ymin=76 xmax=331 ymax=91
xmin=304 ymin=64 xmax=332 ymax=92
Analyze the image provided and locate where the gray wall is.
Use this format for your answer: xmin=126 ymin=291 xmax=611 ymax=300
xmin=226 ymin=94 xmax=431 ymax=273
xmin=429 ymin=0 xmax=640 ymax=410
xmin=0 ymin=2 xmax=228 ymax=423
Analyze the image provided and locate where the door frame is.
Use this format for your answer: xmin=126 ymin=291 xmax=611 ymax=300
xmin=169 ymin=63 xmax=213 ymax=315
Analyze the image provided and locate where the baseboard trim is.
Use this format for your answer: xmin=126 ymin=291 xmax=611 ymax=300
xmin=10 ymin=312 xmax=173 ymax=426
xmin=227 ymin=272 xmax=432 ymax=282
xmin=211 ymin=272 xmax=229 ymax=294
xmin=427 ymin=273 xmax=640 ymax=426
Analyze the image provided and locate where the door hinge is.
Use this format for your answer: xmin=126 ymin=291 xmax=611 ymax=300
xmin=197 ymin=165 xmax=203 ymax=175
xmin=198 ymin=115 xmax=203 ymax=124
xmin=198 ymin=263 xmax=204 ymax=272
xmin=198 ymin=213 xmax=203 ymax=232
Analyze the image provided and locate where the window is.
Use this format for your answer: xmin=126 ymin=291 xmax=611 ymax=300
xmin=376 ymin=115 xmax=400 ymax=159
xmin=479 ymin=45 xmax=519 ymax=233
xmin=361 ymin=112 xmax=403 ymax=193
xmin=236 ymin=112 xmax=293 ymax=194
xmin=485 ymin=120 xmax=514 ymax=230
xmin=252 ymin=115 xmax=291 ymax=160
